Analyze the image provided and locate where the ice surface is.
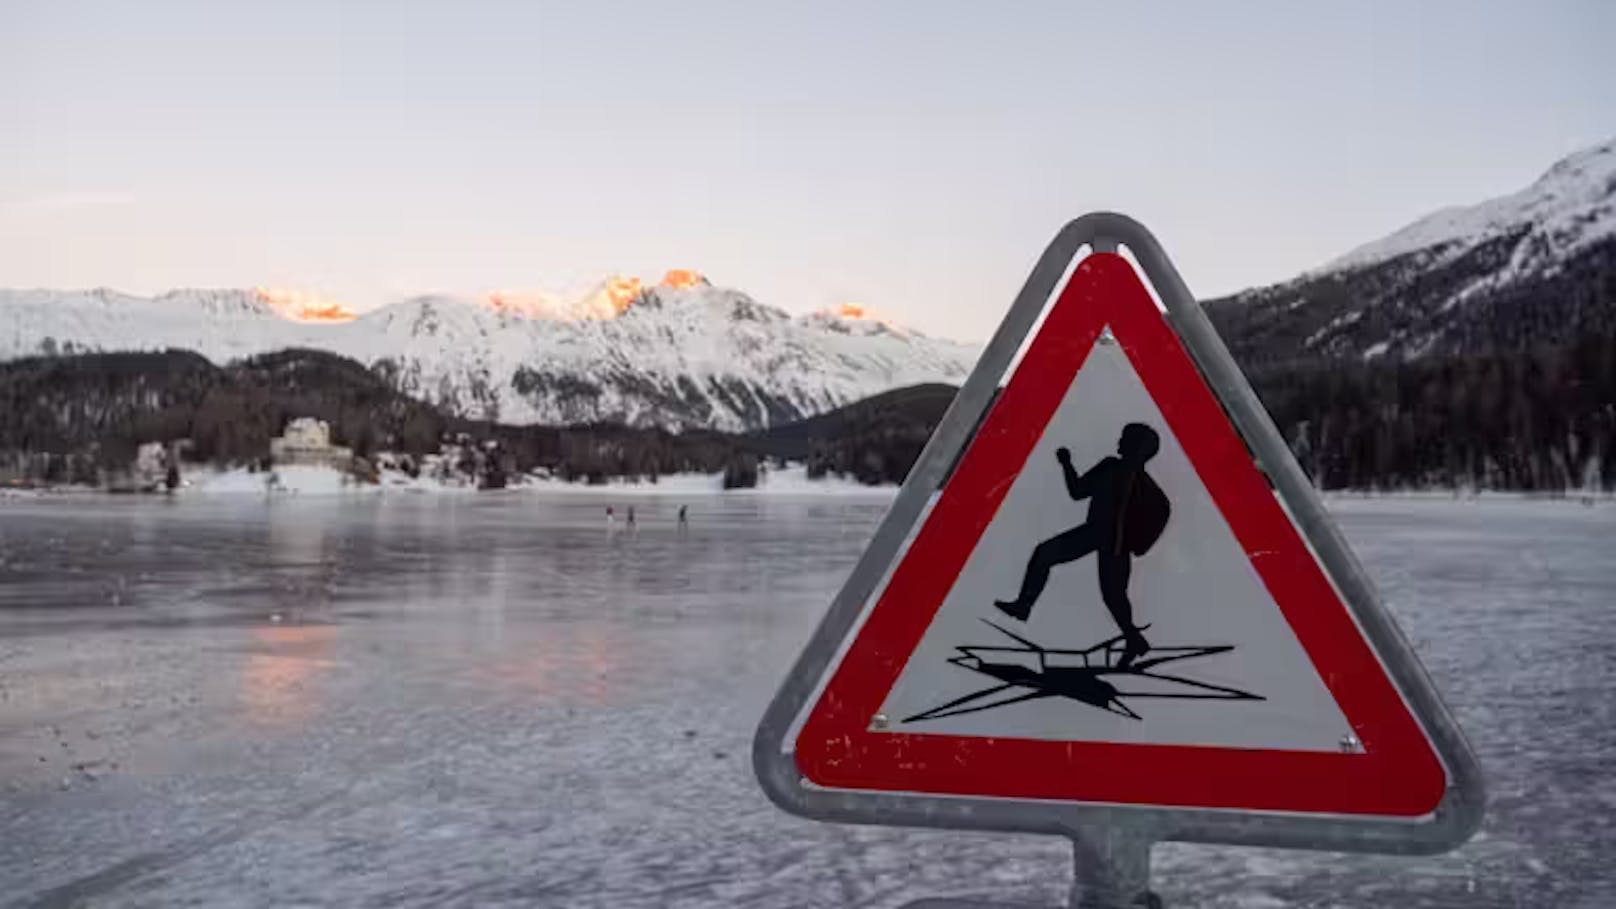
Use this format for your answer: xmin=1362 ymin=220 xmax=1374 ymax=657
xmin=1 ymin=494 xmax=1613 ymax=907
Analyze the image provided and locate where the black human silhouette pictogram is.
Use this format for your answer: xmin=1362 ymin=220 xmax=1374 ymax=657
xmin=994 ymin=423 xmax=1170 ymax=669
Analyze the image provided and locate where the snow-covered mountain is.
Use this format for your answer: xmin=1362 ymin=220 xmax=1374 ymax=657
xmin=1206 ymin=138 xmax=1616 ymax=367
xmin=0 ymin=281 xmax=980 ymax=432
xmin=1325 ymin=140 xmax=1616 ymax=275
xmin=9 ymin=138 xmax=1610 ymax=431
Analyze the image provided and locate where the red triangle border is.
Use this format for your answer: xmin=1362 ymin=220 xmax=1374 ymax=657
xmin=795 ymin=253 xmax=1446 ymax=817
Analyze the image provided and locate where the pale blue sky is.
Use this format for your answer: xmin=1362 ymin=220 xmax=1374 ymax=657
xmin=3 ymin=0 xmax=1612 ymax=340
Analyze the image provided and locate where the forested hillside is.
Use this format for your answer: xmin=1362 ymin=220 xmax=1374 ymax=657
xmin=744 ymin=383 xmax=960 ymax=485
xmin=1251 ymin=332 xmax=1615 ymax=490
xmin=0 ymin=321 xmax=1609 ymax=491
xmin=2 ymin=333 xmax=1611 ymax=493
xmin=746 ymin=329 xmax=1616 ymax=493
xmin=0 ymin=349 xmax=746 ymax=486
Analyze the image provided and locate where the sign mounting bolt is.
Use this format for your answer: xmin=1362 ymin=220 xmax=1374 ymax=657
xmin=1339 ymin=733 xmax=1363 ymax=754
xmin=871 ymin=713 xmax=890 ymax=730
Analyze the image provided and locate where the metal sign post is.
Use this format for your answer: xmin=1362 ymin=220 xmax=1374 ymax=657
xmin=908 ymin=825 xmax=1157 ymax=909
xmin=753 ymin=213 xmax=1484 ymax=907
xmin=1068 ymin=827 xmax=1155 ymax=909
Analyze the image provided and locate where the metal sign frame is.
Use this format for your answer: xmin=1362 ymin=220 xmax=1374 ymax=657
xmin=752 ymin=214 xmax=1484 ymax=868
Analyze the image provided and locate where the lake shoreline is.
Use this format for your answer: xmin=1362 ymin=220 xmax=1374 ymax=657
xmin=5 ymin=461 xmax=1613 ymax=503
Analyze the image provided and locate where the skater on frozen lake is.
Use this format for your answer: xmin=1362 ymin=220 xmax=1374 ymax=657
xmin=994 ymin=423 xmax=1170 ymax=668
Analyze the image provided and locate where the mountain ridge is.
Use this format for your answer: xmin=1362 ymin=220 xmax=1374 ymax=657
xmin=4 ymin=136 xmax=1613 ymax=439
xmin=1324 ymin=138 xmax=1616 ymax=276
xmin=1205 ymin=137 xmax=1616 ymax=369
xmin=0 ymin=281 xmax=980 ymax=432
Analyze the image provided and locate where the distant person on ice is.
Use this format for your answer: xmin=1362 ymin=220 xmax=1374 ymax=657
xmin=994 ymin=423 xmax=1171 ymax=668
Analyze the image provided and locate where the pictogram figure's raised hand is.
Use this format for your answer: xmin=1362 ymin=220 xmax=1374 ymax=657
xmin=1055 ymin=446 xmax=1072 ymax=466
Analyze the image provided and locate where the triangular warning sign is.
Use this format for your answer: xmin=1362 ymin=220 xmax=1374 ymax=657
xmin=774 ymin=239 xmax=1473 ymax=824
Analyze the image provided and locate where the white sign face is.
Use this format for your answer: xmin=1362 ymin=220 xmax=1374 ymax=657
xmin=878 ymin=337 xmax=1353 ymax=752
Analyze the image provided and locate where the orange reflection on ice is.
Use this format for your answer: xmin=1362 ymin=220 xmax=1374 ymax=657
xmin=241 ymin=623 xmax=337 ymax=727
xmin=472 ymin=623 xmax=631 ymax=707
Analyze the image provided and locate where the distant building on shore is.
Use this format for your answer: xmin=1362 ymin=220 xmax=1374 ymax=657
xmin=269 ymin=418 xmax=353 ymax=469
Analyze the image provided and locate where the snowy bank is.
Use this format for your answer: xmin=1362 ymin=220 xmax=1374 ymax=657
xmin=522 ymin=464 xmax=897 ymax=497
xmin=185 ymin=465 xmax=380 ymax=496
xmin=179 ymin=463 xmax=897 ymax=497
xmin=1320 ymin=488 xmax=1612 ymax=504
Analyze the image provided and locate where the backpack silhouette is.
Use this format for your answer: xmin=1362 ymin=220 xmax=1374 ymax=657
xmin=1121 ymin=469 xmax=1170 ymax=556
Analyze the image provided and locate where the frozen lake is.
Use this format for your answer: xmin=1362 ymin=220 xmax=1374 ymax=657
xmin=1 ymin=493 xmax=1612 ymax=907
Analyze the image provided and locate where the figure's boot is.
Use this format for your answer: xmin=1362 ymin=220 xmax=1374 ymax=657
xmin=993 ymin=599 xmax=1032 ymax=622
xmin=1118 ymin=628 xmax=1151 ymax=669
